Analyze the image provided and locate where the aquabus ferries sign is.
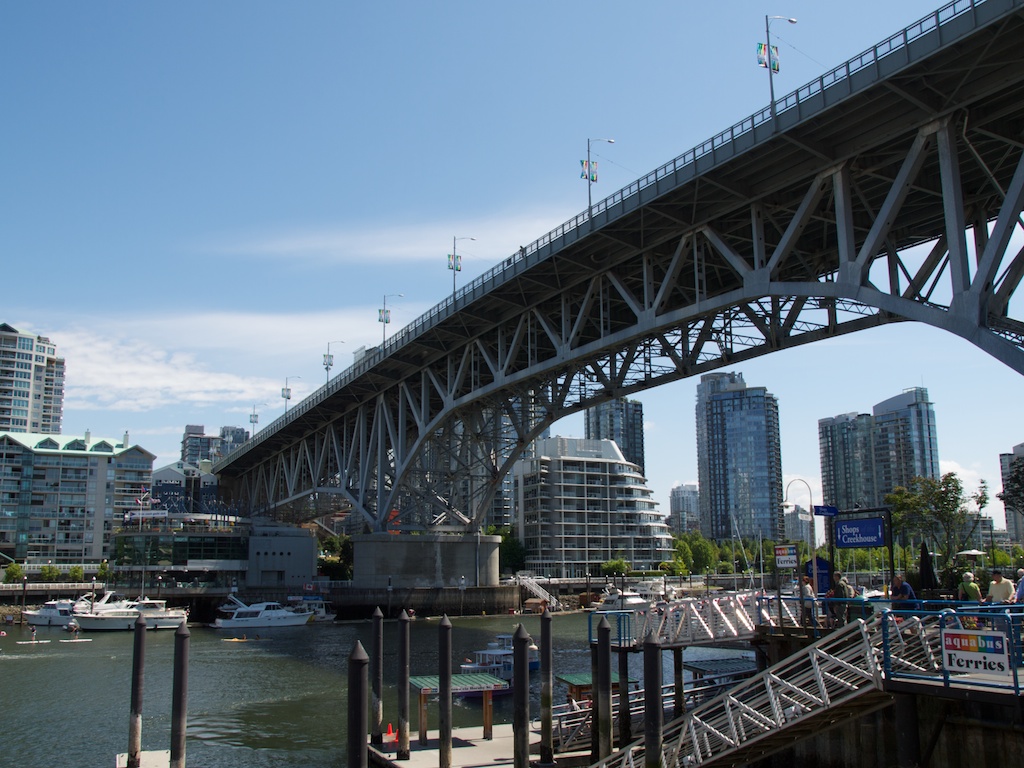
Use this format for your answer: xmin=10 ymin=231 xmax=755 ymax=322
xmin=941 ymin=628 xmax=1011 ymax=677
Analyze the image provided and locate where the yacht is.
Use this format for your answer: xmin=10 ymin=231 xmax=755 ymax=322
xmin=212 ymin=595 xmax=314 ymax=629
xmin=286 ymin=595 xmax=336 ymax=623
xmin=74 ymin=598 xmax=188 ymax=631
xmin=594 ymin=586 xmax=651 ymax=612
xmin=24 ymin=599 xmax=77 ymax=627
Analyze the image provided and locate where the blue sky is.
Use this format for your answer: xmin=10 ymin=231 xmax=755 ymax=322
xmin=3 ymin=1 xmax=1021 ymax=533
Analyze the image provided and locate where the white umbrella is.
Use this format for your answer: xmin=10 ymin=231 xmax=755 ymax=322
xmin=955 ymin=549 xmax=985 ymax=557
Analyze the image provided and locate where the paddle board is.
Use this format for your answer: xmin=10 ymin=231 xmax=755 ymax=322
xmin=16 ymin=640 xmax=52 ymax=645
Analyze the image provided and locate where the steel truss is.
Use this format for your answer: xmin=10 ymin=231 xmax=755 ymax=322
xmin=222 ymin=1 xmax=1024 ymax=531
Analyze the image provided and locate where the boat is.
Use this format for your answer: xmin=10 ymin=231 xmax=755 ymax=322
xmin=460 ymin=633 xmax=540 ymax=686
xmin=212 ymin=595 xmax=313 ymax=629
xmin=286 ymin=595 xmax=336 ymax=623
xmin=23 ymin=599 xmax=78 ymax=627
xmin=594 ymin=586 xmax=651 ymax=612
xmin=74 ymin=598 xmax=188 ymax=631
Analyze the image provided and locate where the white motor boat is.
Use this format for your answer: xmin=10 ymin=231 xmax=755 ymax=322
xmin=23 ymin=599 xmax=77 ymax=627
xmin=74 ymin=598 xmax=188 ymax=631
xmin=286 ymin=595 xmax=336 ymax=623
xmin=212 ymin=595 xmax=313 ymax=629
xmin=594 ymin=587 xmax=651 ymax=612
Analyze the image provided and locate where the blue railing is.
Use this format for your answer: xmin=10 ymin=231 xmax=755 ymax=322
xmin=881 ymin=606 xmax=1024 ymax=695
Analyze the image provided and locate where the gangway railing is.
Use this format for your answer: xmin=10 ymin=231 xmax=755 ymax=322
xmin=590 ymin=590 xmax=768 ymax=647
xmin=516 ymin=575 xmax=564 ymax=612
xmin=593 ymin=617 xmax=887 ymax=768
xmin=591 ymin=604 xmax=1024 ymax=768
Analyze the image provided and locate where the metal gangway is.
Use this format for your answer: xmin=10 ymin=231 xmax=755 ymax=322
xmin=515 ymin=575 xmax=564 ymax=612
xmin=590 ymin=607 xmax=1024 ymax=768
xmin=591 ymin=590 xmax=770 ymax=648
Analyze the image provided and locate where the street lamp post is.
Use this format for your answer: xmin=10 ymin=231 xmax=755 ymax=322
xmin=783 ymin=477 xmax=818 ymax=614
xmin=249 ymin=402 xmax=267 ymax=436
xmin=282 ymin=376 xmax=301 ymax=414
xmin=763 ymin=15 xmax=797 ymax=124
xmin=324 ymin=340 xmax=345 ymax=386
xmin=380 ymin=294 xmax=404 ymax=345
xmin=448 ymin=237 xmax=475 ymax=301
xmin=584 ymin=137 xmax=614 ymax=224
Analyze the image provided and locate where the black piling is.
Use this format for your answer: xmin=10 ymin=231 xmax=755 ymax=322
xmin=127 ymin=615 xmax=147 ymax=768
xmin=643 ymin=633 xmax=663 ymax=768
xmin=589 ymin=638 xmax=599 ymax=759
xmin=673 ymin=647 xmax=685 ymax=718
xmin=596 ymin=615 xmax=612 ymax=760
xmin=439 ymin=615 xmax=453 ymax=768
xmin=397 ymin=609 xmax=411 ymax=760
xmin=347 ymin=640 xmax=369 ymax=768
xmin=538 ymin=608 xmax=554 ymax=766
xmin=617 ymin=647 xmax=631 ymax=746
xmin=371 ymin=607 xmax=384 ymax=746
xmin=513 ymin=624 xmax=531 ymax=768
xmin=169 ymin=621 xmax=190 ymax=768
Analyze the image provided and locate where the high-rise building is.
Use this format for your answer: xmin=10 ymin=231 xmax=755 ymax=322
xmin=818 ymin=387 xmax=939 ymax=509
xmin=585 ymin=397 xmax=646 ymax=473
xmin=1000 ymin=442 xmax=1024 ymax=545
xmin=818 ymin=412 xmax=876 ymax=510
xmin=513 ymin=436 xmax=671 ymax=577
xmin=181 ymin=425 xmax=250 ymax=465
xmin=783 ymin=504 xmax=813 ymax=546
xmin=695 ymin=372 xmax=783 ymax=541
xmin=0 ymin=431 xmax=154 ymax=564
xmin=872 ymin=387 xmax=940 ymax=500
xmin=668 ymin=483 xmax=700 ymax=535
xmin=0 ymin=323 xmax=65 ymax=434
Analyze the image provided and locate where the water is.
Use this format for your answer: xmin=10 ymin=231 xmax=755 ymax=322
xmin=0 ymin=612 xmax=749 ymax=767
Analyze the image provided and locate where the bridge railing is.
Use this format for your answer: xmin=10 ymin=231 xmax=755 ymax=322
xmin=221 ymin=0 xmax=1001 ymax=475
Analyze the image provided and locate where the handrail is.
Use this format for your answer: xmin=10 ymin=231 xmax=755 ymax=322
xmin=218 ymin=0 xmax=1002 ymax=473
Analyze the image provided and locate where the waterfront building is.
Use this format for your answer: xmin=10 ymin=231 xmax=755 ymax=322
xmin=585 ymin=396 xmax=645 ymax=473
xmin=151 ymin=460 xmax=221 ymax=516
xmin=0 ymin=431 xmax=153 ymax=564
xmin=783 ymin=504 xmax=813 ymax=547
xmin=695 ymin=372 xmax=783 ymax=541
xmin=513 ymin=436 xmax=671 ymax=577
xmin=818 ymin=387 xmax=939 ymax=509
xmin=1000 ymin=442 xmax=1024 ymax=545
xmin=0 ymin=323 xmax=65 ymax=434
xmin=113 ymin=516 xmax=316 ymax=589
xmin=668 ymin=483 xmax=700 ymax=535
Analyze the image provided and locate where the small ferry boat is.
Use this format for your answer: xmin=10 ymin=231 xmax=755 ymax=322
xmin=212 ymin=595 xmax=314 ymax=629
xmin=74 ymin=598 xmax=188 ymax=631
xmin=460 ymin=633 xmax=540 ymax=685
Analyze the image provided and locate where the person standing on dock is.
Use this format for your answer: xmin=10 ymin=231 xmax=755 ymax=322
xmin=1015 ymin=570 xmax=1024 ymax=604
xmin=799 ymin=576 xmax=816 ymax=627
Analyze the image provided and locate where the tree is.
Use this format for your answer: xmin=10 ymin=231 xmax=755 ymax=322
xmin=671 ymin=538 xmax=693 ymax=575
xmin=601 ymin=558 xmax=630 ymax=577
xmin=3 ymin=562 xmax=24 ymax=584
xmin=96 ymin=560 xmax=112 ymax=582
xmin=39 ymin=563 xmax=60 ymax=582
xmin=687 ymin=535 xmax=719 ymax=575
xmin=67 ymin=565 xmax=84 ymax=582
xmin=885 ymin=472 xmax=987 ymax=566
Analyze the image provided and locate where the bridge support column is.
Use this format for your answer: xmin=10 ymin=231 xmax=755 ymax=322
xmin=893 ymin=694 xmax=921 ymax=767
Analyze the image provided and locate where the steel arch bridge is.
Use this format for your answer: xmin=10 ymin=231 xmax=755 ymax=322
xmin=216 ymin=0 xmax=1024 ymax=533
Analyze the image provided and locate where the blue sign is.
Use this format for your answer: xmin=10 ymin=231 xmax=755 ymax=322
xmin=814 ymin=505 xmax=839 ymax=517
xmin=835 ymin=517 xmax=886 ymax=548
